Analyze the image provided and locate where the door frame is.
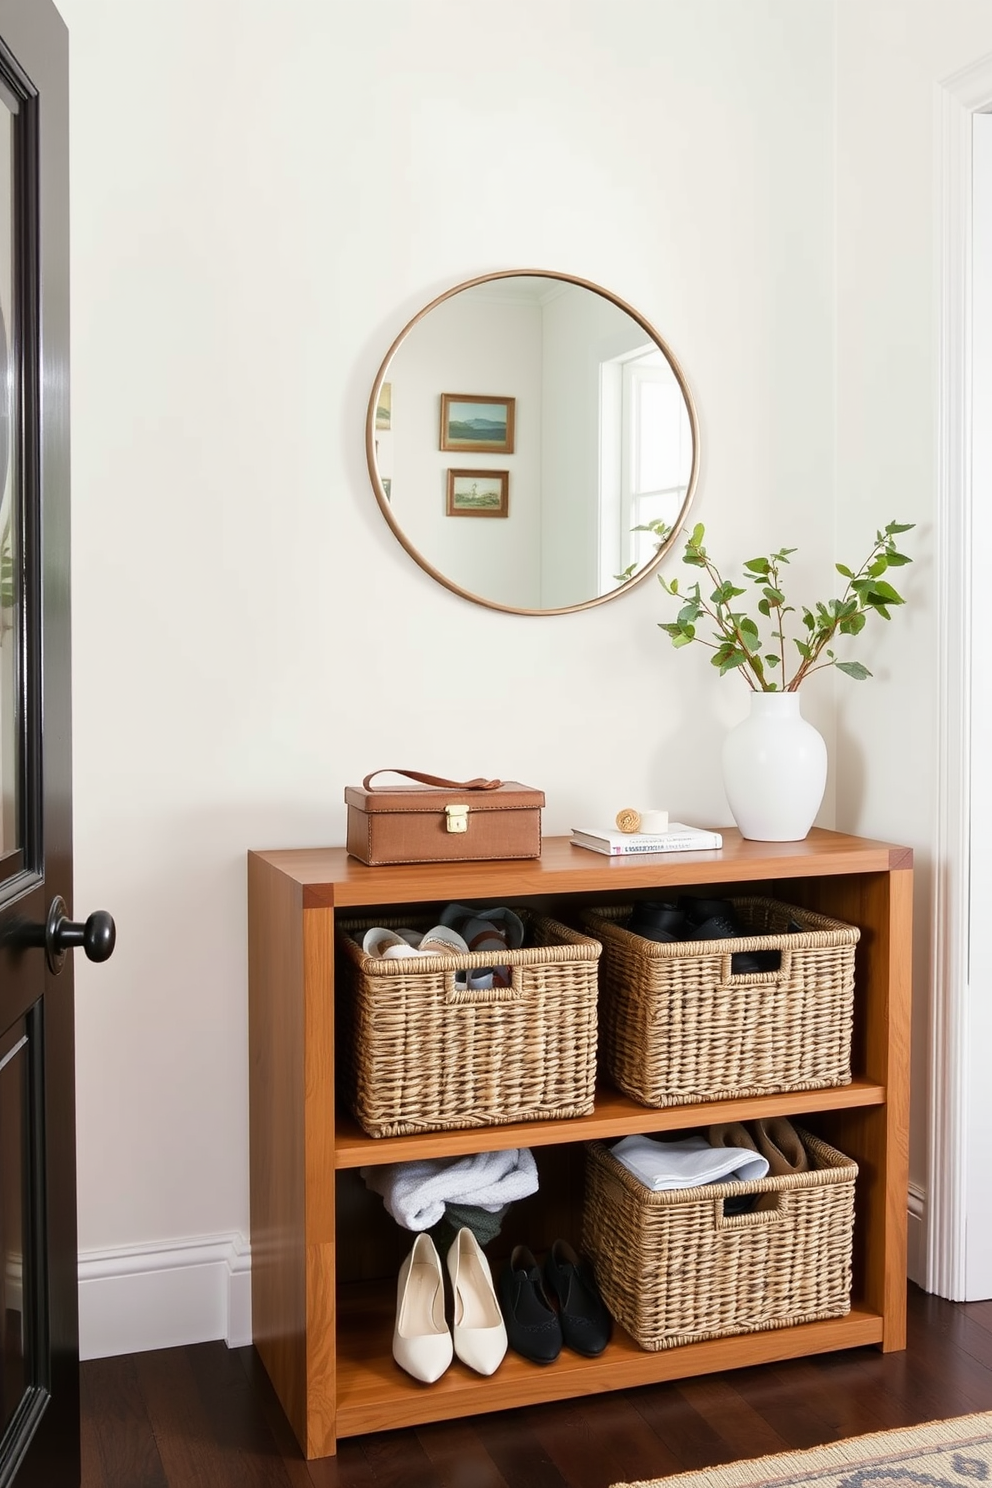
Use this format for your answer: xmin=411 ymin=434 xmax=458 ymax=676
xmin=929 ymin=50 xmax=992 ymax=1301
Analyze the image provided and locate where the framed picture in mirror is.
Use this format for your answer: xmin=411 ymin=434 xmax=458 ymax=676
xmin=446 ymin=469 xmax=509 ymax=518
xmin=440 ymin=394 xmax=515 ymax=453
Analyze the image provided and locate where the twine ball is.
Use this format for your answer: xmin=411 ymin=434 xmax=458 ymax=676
xmin=615 ymin=807 xmax=642 ymax=834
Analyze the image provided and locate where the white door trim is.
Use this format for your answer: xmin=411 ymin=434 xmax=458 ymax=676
xmin=929 ymin=51 xmax=992 ymax=1300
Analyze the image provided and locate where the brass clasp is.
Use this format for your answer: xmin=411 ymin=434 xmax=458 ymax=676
xmin=445 ymin=804 xmax=469 ymax=834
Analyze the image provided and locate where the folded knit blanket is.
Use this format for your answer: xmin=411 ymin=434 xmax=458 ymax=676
xmin=361 ymin=1147 xmax=539 ymax=1231
xmin=611 ymin=1134 xmax=769 ymax=1191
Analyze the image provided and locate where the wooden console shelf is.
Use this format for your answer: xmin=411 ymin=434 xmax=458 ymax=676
xmin=247 ymin=828 xmax=912 ymax=1460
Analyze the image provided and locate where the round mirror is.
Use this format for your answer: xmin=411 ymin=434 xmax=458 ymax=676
xmin=366 ymin=270 xmax=699 ymax=615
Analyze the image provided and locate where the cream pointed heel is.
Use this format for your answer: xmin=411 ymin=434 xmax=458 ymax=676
xmin=392 ymin=1233 xmax=453 ymax=1384
xmin=446 ymin=1227 xmax=507 ymax=1376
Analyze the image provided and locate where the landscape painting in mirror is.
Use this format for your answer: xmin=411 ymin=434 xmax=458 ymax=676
xmin=440 ymin=394 xmax=515 ymax=453
xmin=446 ymin=469 xmax=509 ymax=518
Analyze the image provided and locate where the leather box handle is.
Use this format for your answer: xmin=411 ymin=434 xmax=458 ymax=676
xmin=362 ymin=768 xmax=504 ymax=792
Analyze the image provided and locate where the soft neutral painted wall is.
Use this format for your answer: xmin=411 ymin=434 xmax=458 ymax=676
xmin=59 ymin=0 xmax=840 ymax=1350
xmin=833 ymin=1 xmax=992 ymax=1283
xmin=387 ymin=293 xmax=543 ymax=609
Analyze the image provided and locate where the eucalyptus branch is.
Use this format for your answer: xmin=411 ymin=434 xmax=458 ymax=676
xmin=657 ymin=520 xmax=915 ymax=691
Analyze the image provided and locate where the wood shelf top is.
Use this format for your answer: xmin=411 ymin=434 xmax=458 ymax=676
xmin=334 ymin=1079 xmax=886 ymax=1168
xmin=333 ymin=1280 xmax=883 ymax=1440
xmin=250 ymin=828 xmax=913 ymax=909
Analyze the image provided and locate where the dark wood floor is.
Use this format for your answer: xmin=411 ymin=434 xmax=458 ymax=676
xmin=80 ymin=1285 xmax=992 ymax=1488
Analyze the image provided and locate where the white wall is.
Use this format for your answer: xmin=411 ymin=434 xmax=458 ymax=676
xmin=60 ymin=0 xmax=839 ymax=1352
xmin=833 ymin=1 xmax=992 ymax=1286
xmin=386 ymin=292 xmax=543 ymax=609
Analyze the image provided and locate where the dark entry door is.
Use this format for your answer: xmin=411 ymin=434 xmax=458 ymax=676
xmin=0 ymin=3 xmax=114 ymax=1485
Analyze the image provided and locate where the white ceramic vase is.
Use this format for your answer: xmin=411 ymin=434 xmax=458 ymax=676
xmin=721 ymin=690 xmax=827 ymax=842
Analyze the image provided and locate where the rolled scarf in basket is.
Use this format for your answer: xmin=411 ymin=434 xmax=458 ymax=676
xmin=611 ymin=1133 xmax=769 ymax=1191
xmin=361 ymin=1147 xmax=539 ymax=1231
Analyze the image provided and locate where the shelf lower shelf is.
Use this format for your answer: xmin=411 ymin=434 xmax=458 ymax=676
xmin=333 ymin=1079 xmax=886 ymax=1168
xmin=333 ymin=1279 xmax=884 ymax=1439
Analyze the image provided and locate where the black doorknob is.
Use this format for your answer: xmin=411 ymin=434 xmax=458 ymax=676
xmin=45 ymin=896 xmax=116 ymax=974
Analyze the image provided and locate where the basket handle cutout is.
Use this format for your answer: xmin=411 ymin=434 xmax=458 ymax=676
xmin=716 ymin=1191 xmax=787 ymax=1228
xmin=443 ymin=967 xmax=523 ymax=1004
xmin=722 ymin=946 xmax=794 ymax=982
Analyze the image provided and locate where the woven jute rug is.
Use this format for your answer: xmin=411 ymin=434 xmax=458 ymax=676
xmin=612 ymin=1411 xmax=992 ymax=1488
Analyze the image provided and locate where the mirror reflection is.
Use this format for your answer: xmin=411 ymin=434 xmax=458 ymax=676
xmin=367 ymin=271 xmax=699 ymax=615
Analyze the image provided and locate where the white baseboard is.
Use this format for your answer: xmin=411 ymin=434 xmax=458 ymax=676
xmin=75 ymin=1188 xmax=927 ymax=1362
xmin=78 ymin=1231 xmax=251 ymax=1361
xmin=908 ymin=1184 xmax=926 ymax=1288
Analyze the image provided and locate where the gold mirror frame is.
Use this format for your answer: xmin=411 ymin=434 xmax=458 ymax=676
xmin=365 ymin=269 xmax=700 ymax=616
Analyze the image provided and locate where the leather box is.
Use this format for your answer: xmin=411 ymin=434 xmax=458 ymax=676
xmin=344 ymin=770 xmax=545 ymax=866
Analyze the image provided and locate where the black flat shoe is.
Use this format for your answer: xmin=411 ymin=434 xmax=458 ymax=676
xmin=543 ymin=1239 xmax=612 ymax=1357
xmin=497 ymin=1246 xmax=562 ymax=1364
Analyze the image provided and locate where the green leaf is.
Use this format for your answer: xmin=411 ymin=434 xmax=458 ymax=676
xmin=762 ymin=587 xmax=785 ymax=606
xmin=868 ymin=555 xmax=889 ymax=578
xmin=757 ymin=598 xmax=770 ymax=617
xmin=738 ymin=618 xmax=761 ymax=652
xmin=794 ymin=640 xmax=812 ymax=659
xmin=743 ymin=557 xmax=770 ymax=575
xmin=885 ymin=521 xmax=915 ymax=534
xmin=836 ymin=563 xmax=854 ymax=578
xmin=764 ymin=654 xmax=780 ymax=667
xmin=671 ymin=631 xmax=695 ymax=648
xmin=866 ymin=581 xmax=905 ymax=605
xmin=839 ymin=611 xmax=867 ymax=636
xmin=715 ymin=648 xmax=748 ymax=675
xmin=711 ymin=582 xmax=745 ymax=605
xmin=689 ymin=523 xmax=705 ymax=547
xmin=884 ymin=551 xmax=912 ymax=566
xmin=835 ymin=660 xmax=873 ymax=680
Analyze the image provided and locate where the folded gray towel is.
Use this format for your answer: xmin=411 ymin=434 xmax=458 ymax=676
xmin=361 ymin=1148 xmax=539 ymax=1230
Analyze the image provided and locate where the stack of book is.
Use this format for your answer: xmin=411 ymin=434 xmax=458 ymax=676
xmin=570 ymin=823 xmax=723 ymax=856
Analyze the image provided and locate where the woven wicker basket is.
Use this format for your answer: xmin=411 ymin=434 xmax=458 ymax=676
xmin=336 ymin=911 xmax=601 ymax=1137
xmin=583 ymin=899 xmax=859 ymax=1108
xmin=581 ymin=1128 xmax=857 ymax=1351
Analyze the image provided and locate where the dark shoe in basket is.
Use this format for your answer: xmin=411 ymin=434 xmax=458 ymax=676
xmin=498 ymin=1246 xmax=562 ymax=1364
xmin=543 ymin=1239 xmax=612 ymax=1356
xmin=677 ymin=895 xmax=763 ymax=974
xmin=627 ymin=902 xmax=686 ymax=943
